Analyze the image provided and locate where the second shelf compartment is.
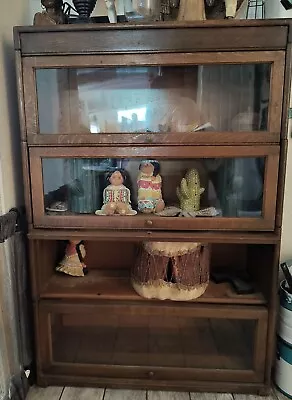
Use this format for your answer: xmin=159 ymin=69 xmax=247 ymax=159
xmin=32 ymin=240 xmax=276 ymax=306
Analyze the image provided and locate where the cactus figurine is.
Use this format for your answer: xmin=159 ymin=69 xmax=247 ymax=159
xmin=176 ymin=169 xmax=205 ymax=212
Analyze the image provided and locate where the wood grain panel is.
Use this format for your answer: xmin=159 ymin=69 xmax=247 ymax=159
xmin=23 ymin=51 xmax=284 ymax=68
xmin=26 ymin=386 xmax=63 ymax=400
xmin=61 ymin=386 xmax=104 ymax=399
xmin=27 ymin=132 xmax=280 ymax=147
xmin=104 ymin=389 xmax=146 ymax=400
xmin=29 ymin=145 xmax=279 ymax=158
xmin=41 ymin=269 xmax=266 ymax=306
xmin=28 ymin=229 xmax=281 ymax=244
xmin=148 ymin=391 xmax=190 ymax=400
xmin=33 ymin=374 xmax=269 ymax=394
xmin=233 ymin=394 xmax=277 ymax=400
xmin=18 ymin=26 xmax=288 ymax=56
xmin=190 ymin=394 xmax=233 ymax=400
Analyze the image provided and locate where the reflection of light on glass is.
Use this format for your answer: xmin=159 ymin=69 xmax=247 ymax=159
xmin=117 ymin=107 xmax=147 ymax=122
xmin=89 ymin=115 xmax=100 ymax=134
xmin=90 ymin=123 xmax=99 ymax=133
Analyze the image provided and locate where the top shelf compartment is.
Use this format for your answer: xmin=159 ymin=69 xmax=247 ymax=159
xmin=22 ymin=51 xmax=285 ymax=145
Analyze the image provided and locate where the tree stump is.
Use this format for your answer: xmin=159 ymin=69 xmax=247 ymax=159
xmin=132 ymin=242 xmax=210 ymax=301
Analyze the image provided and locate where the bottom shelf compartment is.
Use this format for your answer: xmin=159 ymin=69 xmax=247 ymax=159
xmin=38 ymin=300 xmax=267 ymax=385
xmin=51 ymin=313 xmax=254 ymax=370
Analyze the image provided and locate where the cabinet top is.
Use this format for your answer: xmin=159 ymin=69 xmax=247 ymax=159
xmin=14 ymin=19 xmax=292 ymax=55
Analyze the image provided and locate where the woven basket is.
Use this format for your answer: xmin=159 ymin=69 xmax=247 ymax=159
xmin=131 ymin=242 xmax=210 ymax=301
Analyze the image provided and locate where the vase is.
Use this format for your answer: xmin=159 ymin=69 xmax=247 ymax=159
xmin=66 ymin=159 xmax=102 ymax=214
xmin=73 ymin=0 xmax=97 ymax=21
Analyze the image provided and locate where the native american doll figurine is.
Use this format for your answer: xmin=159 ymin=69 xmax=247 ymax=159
xmin=137 ymin=160 xmax=165 ymax=214
xmin=95 ymin=169 xmax=137 ymax=216
xmin=56 ymin=240 xmax=88 ymax=277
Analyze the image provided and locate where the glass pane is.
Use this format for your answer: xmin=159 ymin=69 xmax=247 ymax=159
xmin=51 ymin=310 xmax=256 ymax=370
xmin=43 ymin=157 xmax=264 ymax=218
xmin=36 ymin=65 xmax=270 ymax=134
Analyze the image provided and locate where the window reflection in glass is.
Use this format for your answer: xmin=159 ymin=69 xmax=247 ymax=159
xmin=36 ymin=64 xmax=270 ymax=134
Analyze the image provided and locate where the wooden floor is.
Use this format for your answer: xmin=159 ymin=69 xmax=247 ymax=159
xmin=26 ymin=386 xmax=288 ymax=400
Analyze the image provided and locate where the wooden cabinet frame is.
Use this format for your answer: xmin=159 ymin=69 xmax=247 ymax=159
xmin=22 ymin=51 xmax=285 ymax=145
xmin=30 ymin=145 xmax=280 ymax=231
xmin=14 ymin=21 xmax=292 ymax=394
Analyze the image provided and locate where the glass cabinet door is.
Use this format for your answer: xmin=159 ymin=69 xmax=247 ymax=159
xmin=23 ymin=52 xmax=285 ymax=143
xmin=29 ymin=146 xmax=279 ymax=231
xmin=36 ymin=64 xmax=270 ymax=134
xmin=38 ymin=301 xmax=267 ymax=383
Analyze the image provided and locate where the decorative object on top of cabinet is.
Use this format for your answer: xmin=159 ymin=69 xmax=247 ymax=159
xmin=125 ymin=0 xmax=161 ymax=21
xmin=131 ymin=242 xmax=210 ymax=301
xmin=281 ymin=0 xmax=292 ymax=10
xmin=177 ymin=169 xmax=205 ymax=213
xmin=104 ymin=0 xmax=118 ymax=22
xmin=95 ymin=169 xmax=137 ymax=216
xmin=137 ymin=160 xmax=165 ymax=214
xmin=56 ymin=240 xmax=88 ymax=276
xmin=72 ymin=0 xmax=97 ymax=21
xmin=246 ymin=0 xmax=265 ymax=19
xmin=72 ymin=0 xmax=117 ymax=22
xmin=34 ymin=0 xmax=67 ymax=25
xmin=205 ymin=0 xmax=243 ymax=19
xmin=160 ymin=0 xmax=180 ymax=20
xmin=177 ymin=0 xmax=206 ymax=21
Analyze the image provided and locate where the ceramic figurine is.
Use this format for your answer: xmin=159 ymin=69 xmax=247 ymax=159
xmin=176 ymin=169 xmax=205 ymax=212
xmin=137 ymin=160 xmax=165 ymax=214
xmin=34 ymin=0 xmax=66 ymax=25
xmin=56 ymin=240 xmax=87 ymax=277
xmin=95 ymin=169 xmax=137 ymax=216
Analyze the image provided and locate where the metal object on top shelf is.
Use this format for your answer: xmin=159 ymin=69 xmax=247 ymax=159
xmin=246 ymin=0 xmax=265 ymax=19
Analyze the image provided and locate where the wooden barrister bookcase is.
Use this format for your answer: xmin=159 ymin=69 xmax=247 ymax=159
xmin=14 ymin=19 xmax=292 ymax=394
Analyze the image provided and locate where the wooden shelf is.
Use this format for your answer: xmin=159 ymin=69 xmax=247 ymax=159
xmin=28 ymin=228 xmax=281 ymax=244
xmin=41 ymin=269 xmax=266 ymax=305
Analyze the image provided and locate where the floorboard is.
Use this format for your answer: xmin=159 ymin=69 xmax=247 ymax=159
xmin=148 ymin=391 xmax=190 ymax=400
xmin=61 ymin=387 xmax=105 ymax=400
xmin=190 ymin=394 xmax=234 ymax=400
xmin=233 ymin=394 xmax=278 ymax=400
xmin=26 ymin=386 xmax=64 ymax=400
xmin=104 ymin=389 xmax=147 ymax=400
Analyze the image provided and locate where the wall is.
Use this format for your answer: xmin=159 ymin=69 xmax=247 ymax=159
xmin=0 ymin=0 xmax=30 ymax=212
xmin=264 ymin=0 xmax=292 ymax=261
xmin=0 ymin=2 xmax=30 ymax=398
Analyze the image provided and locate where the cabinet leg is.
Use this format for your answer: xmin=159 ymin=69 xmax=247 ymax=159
xmin=257 ymin=387 xmax=271 ymax=396
xmin=36 ymin=374 xmax=48 ymax=388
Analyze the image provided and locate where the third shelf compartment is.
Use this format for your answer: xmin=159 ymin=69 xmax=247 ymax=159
xmin=31 ymin=240 xmax=276 ymax=306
